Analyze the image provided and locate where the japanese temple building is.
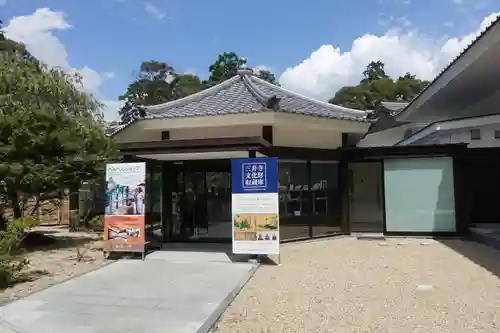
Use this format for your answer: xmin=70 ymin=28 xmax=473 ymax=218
xmin=110 ymin=66 xmax=469 ymax=245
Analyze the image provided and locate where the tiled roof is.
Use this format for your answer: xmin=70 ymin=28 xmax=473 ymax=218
xmin=145 ymin=69 xmax=368 ymax=121
xmin=110 ymin=68 xmax=369 ymax=136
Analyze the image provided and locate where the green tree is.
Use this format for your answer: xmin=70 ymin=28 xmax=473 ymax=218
xmin=205 ymin=52 xmax=280 ymax=86
xmin=361 ymin=60 xmax=389 ymax=84
xmin=0 ymin=53 xmax=113 ymax=223
xmin=395 ymin=72 xmax=430 ymax=101
xmin=330 ymin=61 xmax=429 ymax=110
xmin=255 ymin=69 xmax=280 ymax=86
xmin=0 ymin=20 xmax=34 ymax=60
xmin=173 ymin=74 xmax=203 ymax=99
xmin=118 ymin=61 xmax=204 ymax=124
xmin=204 ymin=52 xmax=246 ymax=87
xmin=118 ymin=61 xmax=177 ymax=124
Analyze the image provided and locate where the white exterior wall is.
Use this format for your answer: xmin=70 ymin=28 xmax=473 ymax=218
xmin=357 ymin=123 xmax=428 ymax=147
xmin=169 ymin=125 xmax=262 ymax=140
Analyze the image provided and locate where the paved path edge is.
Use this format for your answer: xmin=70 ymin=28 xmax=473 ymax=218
xmin=469 ymin=233 xmax=500 ymax=251
xmin=197 ymin=263 xmax=260 ymax=333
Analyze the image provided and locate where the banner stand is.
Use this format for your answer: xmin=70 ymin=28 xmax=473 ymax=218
xmin=103 ymin=163 xmax=147 ymax=260
xmin=231 ymin=157 xmax=281 ymax=263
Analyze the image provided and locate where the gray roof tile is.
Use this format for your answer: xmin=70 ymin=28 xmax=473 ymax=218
xmin=111 ymin=70 xmax=370 ymax=136
xmin=145 ymin=70 xmax=369 ymax=122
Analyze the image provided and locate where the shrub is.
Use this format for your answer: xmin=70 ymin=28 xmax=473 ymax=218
xmin=87 ymin=215 xmax=104 ymax=232
xmin=0 ymin=217 xmax=39 ymax=288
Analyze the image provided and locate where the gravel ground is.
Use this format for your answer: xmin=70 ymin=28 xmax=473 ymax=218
xmin=213 ymin=237 xmax=500 ymax=333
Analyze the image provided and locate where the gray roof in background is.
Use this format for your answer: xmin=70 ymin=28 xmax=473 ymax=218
xmin=381 ymin=101 xmax=409 ymax=112
xmin=145 ymin=69 xmax=369 ymax=122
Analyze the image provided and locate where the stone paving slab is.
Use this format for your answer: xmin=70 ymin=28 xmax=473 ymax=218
xmin=0 ymin=257 xmax=258 ymax=333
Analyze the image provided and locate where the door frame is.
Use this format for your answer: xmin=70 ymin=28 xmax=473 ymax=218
xmin=166 ymin=160 xmax=233 ymax=243
xmin=347 ymin=160 xmax=386 ymax=233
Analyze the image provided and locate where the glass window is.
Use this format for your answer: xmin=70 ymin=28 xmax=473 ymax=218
xmin=384 ymin=157 xmax=456 ymax=232
xmin=310 ymin=161 xmax=342 ymax=236
xmin=470 ymin=129 xmax=481 ymax=140
xmin=147 ymin=163 xmax=163 ymax=242
xmin=278 ymin=160 xmax=310 ymax=240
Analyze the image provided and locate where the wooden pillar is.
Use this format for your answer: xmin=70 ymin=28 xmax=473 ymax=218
xmin=68 ymin=182 xmax=79 ymax=232
xmin=339 ymin=158 xmax=350 ymax=234
xmin=339 ymin=133 xmax=351 ymax=234
xmin=307 ymin=160 xmax=313 ymax=238
xmin=161 ymin=162 xmax=173 ymax=242
xmin=453 ymin=151 xmax=469 ymax=236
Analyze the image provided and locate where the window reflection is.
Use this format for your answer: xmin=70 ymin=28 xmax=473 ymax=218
xmin=310 ymin=161 xmax=341 ymax=236
xmin=148 ymin=163 xmax=163 ymax=242
xmin=278 ymin=160 xmax=310 ymax=240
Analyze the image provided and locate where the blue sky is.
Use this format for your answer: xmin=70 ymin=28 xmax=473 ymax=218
xmin=1 ymin=0 xmax=498 ymax=120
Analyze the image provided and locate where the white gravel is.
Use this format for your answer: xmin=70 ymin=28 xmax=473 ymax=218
xmin=213 ymin=237 xmax=500 ymax=333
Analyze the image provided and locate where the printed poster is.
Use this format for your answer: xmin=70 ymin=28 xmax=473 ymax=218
xmin=231 ymin=157 xmax=279 ymax=255
xmin=104 ymin=163 xmax=146 ymax=252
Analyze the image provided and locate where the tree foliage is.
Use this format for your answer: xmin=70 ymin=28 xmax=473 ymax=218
xmin=118 ymin=61 xmax=204 ymax=124
xmin=255 ymin=69 xmax=280 ymax=86
xmin=118 ymin=52 xmax=280 ymax=123
xmin=0 ymin=20 xmax=34 ymax=61
xmin=330 ymin=61 xmax=430 ymax=110
xmin=0 ymin=53 xmax=113 ymax=222
xmin=204 ymin=52 xmax=279 ymax=86
xmin=204 ymin=52 xmax=246 ymax=87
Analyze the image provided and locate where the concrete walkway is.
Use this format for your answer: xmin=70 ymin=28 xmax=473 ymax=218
xmin=0 ymin=248 xmax=258 ymax=333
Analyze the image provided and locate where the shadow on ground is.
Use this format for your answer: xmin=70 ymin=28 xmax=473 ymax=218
xmin=21 ymin=231 xmax=100 ymax=252
xmin=439 ymin=237 xmax=500 ymax=279
xmin=152 ymin=243 xmax=257 ymax=263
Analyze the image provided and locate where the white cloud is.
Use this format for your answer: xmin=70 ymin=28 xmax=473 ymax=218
xmin=254 ymin=65 xmax=273 ymax=74
xmin=279 ymin=13 xmax=500 ymax=102
xmin=144 ymin=2 xmax=166 ymax=20
xmin=3 ymin=8 xmax=119 ymax=120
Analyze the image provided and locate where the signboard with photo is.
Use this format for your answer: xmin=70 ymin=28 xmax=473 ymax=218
xmin=231 ymin=157 xmax=279 ymax=255
xmin=104 ymin=163 xmax=146 ymax=255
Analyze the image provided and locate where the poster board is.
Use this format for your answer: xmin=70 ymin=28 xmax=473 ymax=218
xmin=231 ymin=157 xmax=279 ymax=255
xmin=104 ymin=163 xmax=146 ymax=255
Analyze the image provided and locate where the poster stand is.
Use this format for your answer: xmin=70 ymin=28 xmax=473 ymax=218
xmin=231 ymin=157 xmax=281 ymax=264
xmin=103 ymin=163 xmax=147 ymax=260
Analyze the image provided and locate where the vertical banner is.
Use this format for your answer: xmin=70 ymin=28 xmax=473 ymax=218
xmin=231 ymin=157 xmax=279 ymax=255
xmin=104 ymin=163 xmax=146 ymax=253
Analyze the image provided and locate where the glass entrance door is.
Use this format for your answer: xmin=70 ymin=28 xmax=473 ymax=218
xmin=206 ymin=172 xmax=232 ymax=239
xmin=348 ymin=162 xmax=384 ymax=233
xmin=172 ymin=169 xmax=232 ymax=242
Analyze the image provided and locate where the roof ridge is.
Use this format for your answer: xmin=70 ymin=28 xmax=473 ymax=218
xmin=145 ymin=76 xmax=241 ymax=112
xmin=250 ymin=76 xmax=367 ymax=115
xmin=394 ymin=13 xmax=500 ymax=118
xmin=240 ymin=73 xmax=281 ymax=110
